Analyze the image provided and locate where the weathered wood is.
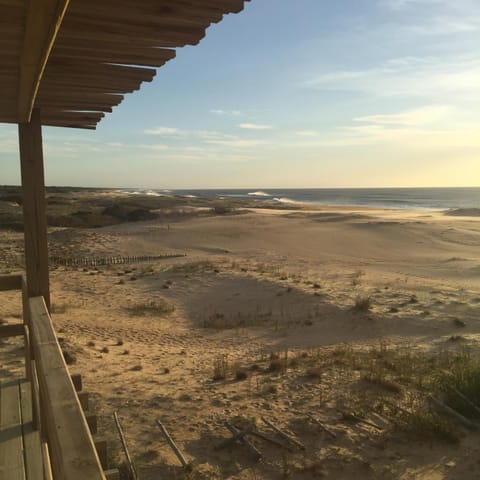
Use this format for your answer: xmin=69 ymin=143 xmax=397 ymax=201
xmin=19 ymin=381 xmax=45 ymax=480
xmin=29 ymin=296 xmax=105 ymax=479
xmin=94 ymin=439 xmax=108 ymax=469
xmin=19 ymin=109 xmax=50 ymax=311
xmin=30 ymin=359 xmax=42 ymax=433
xmin=77 ymin=391 xmax=89 ymax=411
xmin=104 ymin=469 xmax=120 ymax=480
xmin=42 ymin=442 xmax=53 ymax=480
xmin=86 ymin=413 xmax=98 ymax=435
xmin=341 ymin=412 xmax=383 ymax=431
xmin=0 ymin=323 xmax=25 ymax=338
xmin=0 ymin=381 xmax=24 ymax=480
xmin=0 ymin=273 xmax=22 ymax=291
xmin=248 ymin=429 xmax=292 ymax=450
xmin=225 ymin=421 xmax=262 ymax=460
xmin=307 ymin=414 xmax=337 ymax=439
xmin=18 ymin=0 xmax=70 ymax=121
xmin=156 ymin=419 xmax=189 ymax=469
xmin=215 ymin=425 xmax=252 ymax=450
xmin=113 ymin=411 xmax=137 ymax=480
xmin=71 ymin=373 xmax=82 ymax=392
xmin=261 ymin=417 xmax=305 ymax=450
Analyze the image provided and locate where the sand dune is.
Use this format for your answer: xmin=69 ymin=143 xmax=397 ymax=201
xmin=1 ymin=204 xmax=480 ymax=479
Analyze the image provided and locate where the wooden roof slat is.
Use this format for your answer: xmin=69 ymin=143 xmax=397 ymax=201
xmin=44 ymin=61 xmax=157 ymax=80
xmin=18 ymin=0 xmax=70 ymax=122
xmin=1 ymin=0 xmax=250 ymax=128
xmin=51 ymin=46 xmax=176 ymax=68
xmin=36 ymin=93 xmax=124 ymax=107
xmin=61 ymin=18 xmax=207 ymax=46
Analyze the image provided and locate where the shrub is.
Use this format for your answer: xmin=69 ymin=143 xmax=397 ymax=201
xmin=353 ymin=295 xmax=371 ymax=312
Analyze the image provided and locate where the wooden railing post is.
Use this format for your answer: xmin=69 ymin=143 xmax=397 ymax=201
xmin=19 ymin=108 xmax=51 ymax=311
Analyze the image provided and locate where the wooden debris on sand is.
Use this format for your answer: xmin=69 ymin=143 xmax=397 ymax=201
xmin=156 ymin=418 xmax=191 ymax=470
xmin=113 ymin=411 xmax=138 ymax=480
xmin=261 ymin=416 xmax=306 ymax=450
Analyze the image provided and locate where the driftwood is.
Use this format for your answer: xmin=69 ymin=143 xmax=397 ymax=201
xmin=428 ymin=395 xmax=478 ymax=431
xmin=216 ymin=422 xmax=292 ymax=452
xmin=156 ymin=419 xmax=190 ymax=469
xmin=224 ymin=421 xmax=262 ymax=460
xmin=306 ymin=414 xmax=337 ymax=438
xmin=215 ymin=425 xmax=254 ymax=450
xmin=113 ymin=411 xmax=138 ymax=480
xmin=248 ymin=429 xmax=292 ymax=451
xmin=341 ymin=412 xmax=383 ymax=431
xmin=261 ymin=416 xmax=305 ymax=450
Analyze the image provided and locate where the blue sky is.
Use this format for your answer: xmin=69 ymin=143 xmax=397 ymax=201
xmin=1 ymin=0 xmax=480 ymax=188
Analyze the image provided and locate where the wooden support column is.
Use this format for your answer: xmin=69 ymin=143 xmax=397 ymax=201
xmin=19 ymin=108 xmax=50 ymax=310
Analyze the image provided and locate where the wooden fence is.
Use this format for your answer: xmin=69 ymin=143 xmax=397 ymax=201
xmin=50 ymin=252 xmax=186 ymax=267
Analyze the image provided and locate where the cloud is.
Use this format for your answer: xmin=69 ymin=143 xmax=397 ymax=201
xmin=407 ymin=16 xmax=480 ymax=35
xmin=305 ymin=56 xmax=480 ymax=99
xmin=354 ymin=105 xmax=453 ymax=126
xmin=206 ymin=139 xmax=268 ymax=148
xmin=239 ymin=123 xmax=273 ymax=130
xmin=144 ymin=127 xmax=184 ymax=136
xmin=210 ymin=109 xmax=241 ymax=116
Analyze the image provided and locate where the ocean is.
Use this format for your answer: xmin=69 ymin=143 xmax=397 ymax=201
xmin=159 ymin=187 xmax=480 ymax=211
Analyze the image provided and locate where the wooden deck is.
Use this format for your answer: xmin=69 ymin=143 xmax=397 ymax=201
xmin=0 ymin=274 xmax=108 ymax=479
xmin=0 ymin=379 xmax=47 ymax=479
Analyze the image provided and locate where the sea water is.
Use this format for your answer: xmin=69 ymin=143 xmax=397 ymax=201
xmin=168 ymin=187 xmax=480 ymax=211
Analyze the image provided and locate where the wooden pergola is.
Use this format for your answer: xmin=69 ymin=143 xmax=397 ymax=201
xmin=0 ymin=0 xmax=250 ymax=310
xmin=0 ymin=2 xmax=249 ymax=478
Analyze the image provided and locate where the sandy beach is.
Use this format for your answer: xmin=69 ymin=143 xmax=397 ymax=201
xmin=1 ymin=200 xmax=480 ymax=479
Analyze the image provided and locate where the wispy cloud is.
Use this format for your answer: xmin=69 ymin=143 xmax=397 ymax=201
xmin=210 ymin=109 xmax=241 ymax=116
xmin=206 ymin=139 xmax=268 ymax=148
xmin=406 ymin=16 xmax=480 ymax=35
xmin=239 ymin=123 xmax=273 ymax=130
xmin=144 ymin=127 xmax=184 ymax=136
xmin=305 ymin=56 xmax=480 ymax=99
xmin=354 ymin=105 xmax=453 ymax=126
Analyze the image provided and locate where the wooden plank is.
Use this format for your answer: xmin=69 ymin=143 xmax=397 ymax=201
xmin=18 ymin=0 xmax=71 ymax=122
xmin=0 ymin=274 xmax=22 ymax=291
xmin=94 ymin=439 xmax=108 ymax=469
xmin=0 ymin=323 xmax=25 ymax=338
xmin=86 ymin=413 xmax=97 ymax=435
xmin=42 ymin=443 xmax=53 ymax=480
xmin=104 ymin=470 xmax=120 ymax=480
xmin=77 ymin=391 xmax=89 ymax=411
xmin=19 ymin=109 xmax=50 ymax=311
xmin=71 ymin=373 xmax=82 ymax=392
xmin=19 ymin=381 xmax=45 ymax=480
xmin=29 ymin=296 xmax=105 ymax=480
xmin=36 ymin=93 xmax=124 ymax=106
xmin=51 ymin=46 xmax=176 ymax=68
xmin=0 ymin=380 xmax=25 ymax=480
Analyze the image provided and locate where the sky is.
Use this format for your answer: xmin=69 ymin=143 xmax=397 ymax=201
xmin=1 ymin=0 xmax=480 ymax=189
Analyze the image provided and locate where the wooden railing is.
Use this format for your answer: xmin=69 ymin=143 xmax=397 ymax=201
xmin=0 ymin=274 xmax=106 ymax=480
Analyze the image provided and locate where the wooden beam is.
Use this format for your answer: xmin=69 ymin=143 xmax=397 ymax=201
xmin=29 ymin=297 xmax=105 ymax=480
xmin=0 ymin=323 xmax=25 ymax=339
xmin=0 ymin=274 xmax=22 ymax=291
xmin=19 ymin=109 xmax=50 ymax=311
xmin=18 ymin=0 xmax=71 ymax=122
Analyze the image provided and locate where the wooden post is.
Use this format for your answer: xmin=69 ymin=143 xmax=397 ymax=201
xmin=19 ymin=108 xmax=50 ymax=310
